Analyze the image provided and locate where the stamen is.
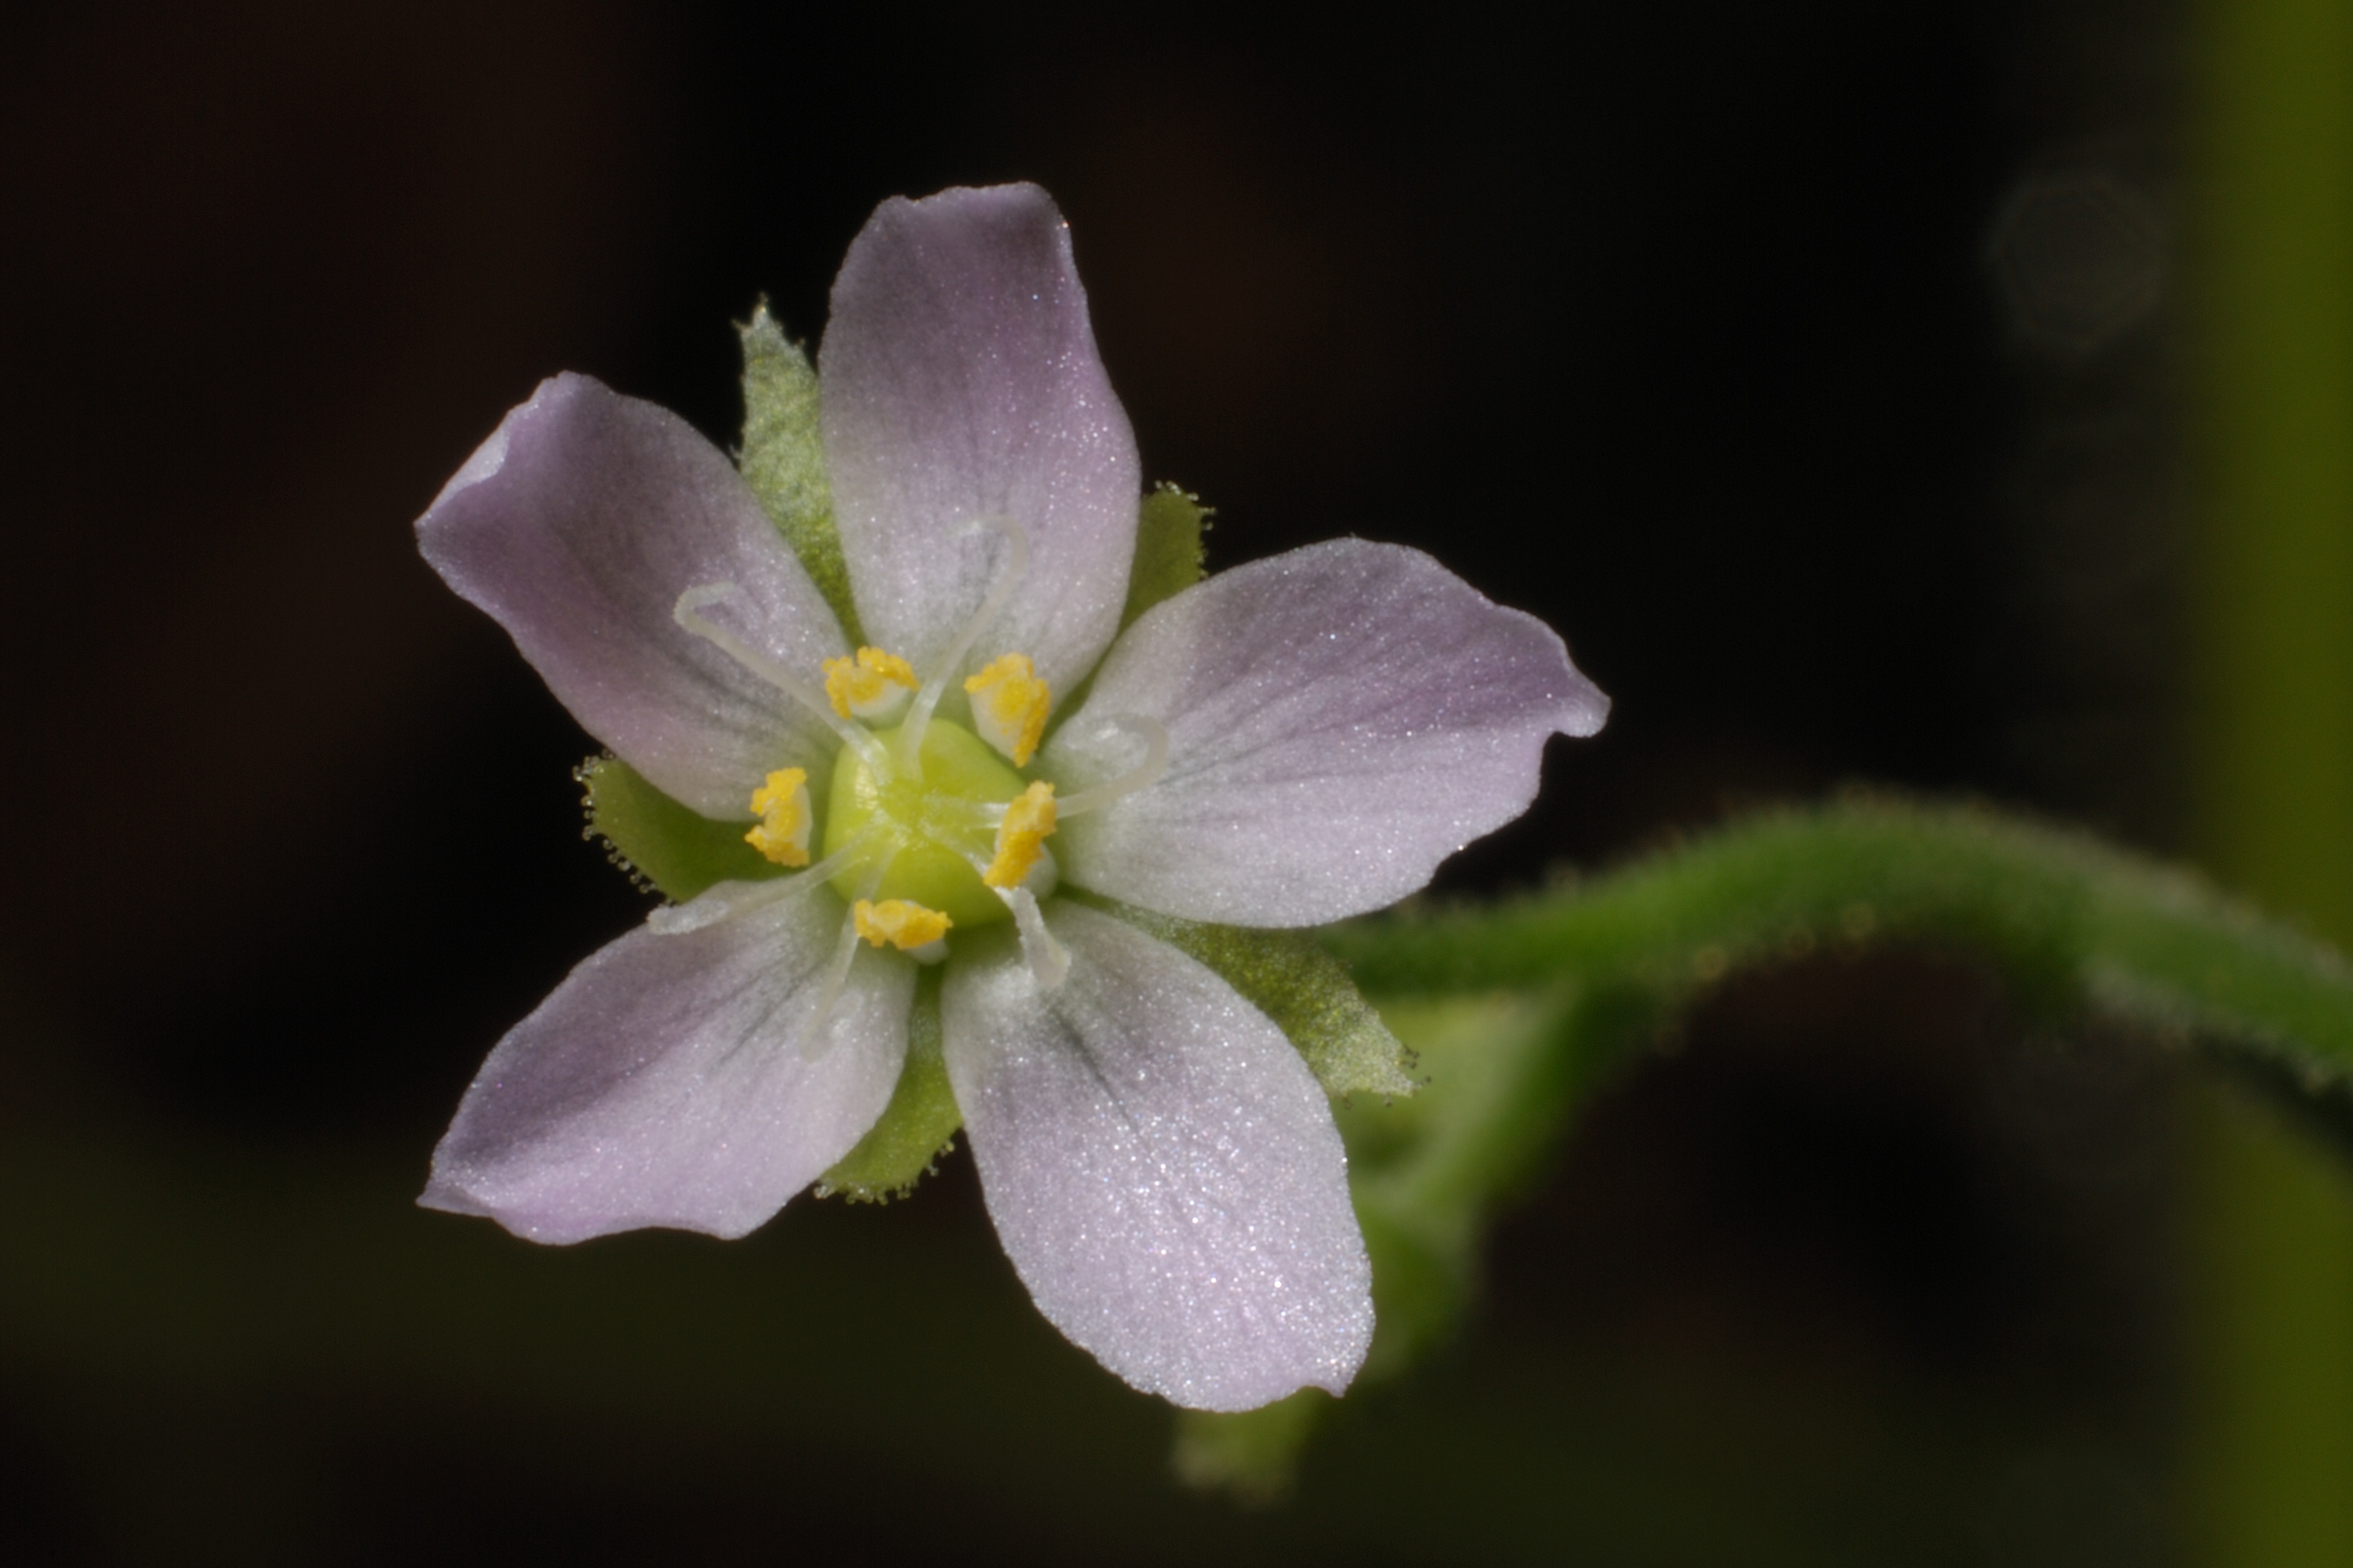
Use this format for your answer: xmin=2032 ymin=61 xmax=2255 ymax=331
xmin=954 ymin=832 xmax=1054 ymax=905
xmin=645 ymin=879 xmax=793 ymax=937
xmin=983 ymin=781 xmax=1057 ymax=889
xmin=822 ymin=646 xmax=919 ymax=721
xmin=935 ymin=797 xmax=1011 ymax=832
xmin=964 ymin=654 xmax=1050 ymax=766
xmin=674 ymin=584 xmax=887 ymax=772
xmin=1000 ymin=887 xmax=1070 ymax=992
xmin=800 ymin=862 xmax=888 ymax=1062
xmin=645 ymin=832 xmax=878 ymax=936
xmin=800 ymin=909 xmax=871 ymax=1063
xmin=1055 ymin=715 xmax=1172 ymax=817
xmin=899 ymin=514 xmax=1033 ymax=764
xmin=852 ymin=898 xmax=954 ymax=952
xmin=745 ymin=767 xmax=812 ymax=866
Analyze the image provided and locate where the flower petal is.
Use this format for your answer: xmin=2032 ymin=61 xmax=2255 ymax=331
xmin=940 ymin=902 xmax=1371 ymax=1411
xmin=1043 ymin=539 xmax=1609 ymax=926
xmin=417 ymin=373 xmax=849 ymax=819
xmin=421 ymin=885 xmax=910 ymax=1244
xmin=820 ymin=184 xmax=1140 ymax=697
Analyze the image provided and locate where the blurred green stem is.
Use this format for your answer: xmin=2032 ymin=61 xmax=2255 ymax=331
xmin=2192 ymin=0 xmax=2353 ymax=1557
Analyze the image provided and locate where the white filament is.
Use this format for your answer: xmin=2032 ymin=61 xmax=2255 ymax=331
xmin=674 ymin=584 xmax=888 ymax=774
xmin=1055 ymin=715 xmax=1171 ymax=817
xmin=898 ymin=515 xmax=1033 ymax=766
xmin=800 ymin=862 xmax=890 ymax=1062
xmin=645 ymin=835 xmax=879 ymax=936
xmin=1001 ymin=885 xmax=1070 ymax=992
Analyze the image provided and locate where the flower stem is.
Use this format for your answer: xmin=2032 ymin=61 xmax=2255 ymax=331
xmin=1337 ymin=799 xmax=2353 ymax=1099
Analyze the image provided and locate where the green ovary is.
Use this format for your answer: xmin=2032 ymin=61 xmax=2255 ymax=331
xmin=825 ymin=719 xmax=1026 ymax=928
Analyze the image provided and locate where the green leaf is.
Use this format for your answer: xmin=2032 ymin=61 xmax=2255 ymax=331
xmin=1068 ymin=893 xmax=1418 ymax=1099
xmin=737 ymin=304 xmax=861 ymax=643
xmin=818 ymin=972 xmax=962 ymax=1202
xmin=1119 ymin=484 xmax=1210 ymax=628
xmin=577 ymin=754 xmax=781 ymax=904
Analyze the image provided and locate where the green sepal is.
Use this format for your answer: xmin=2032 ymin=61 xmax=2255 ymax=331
xmin=737 ymin=304 xmax=862 ymax=644
xmin=1039 ymin=486 xmax=1210 ymax=738
xmin=577 ymin=754 xmax=782 ymax=904
xmin=1170 ymin=1389 xmax=1331 ymax=1504
xmin=1332 ymin=990 xmax=1598 ymax=1390
xmin=1119 ymin=484 xmax=1210 ymax=628
xmin=1180 ymin=991 xmax=1568 ymax=1499
xmin=818 ymin=970 xmax=962 ymax=1202
xmin=1066 ymin=892 xmax=1419 ymax=1099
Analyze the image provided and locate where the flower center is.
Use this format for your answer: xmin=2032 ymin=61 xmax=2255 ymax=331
xmin=822 ymin=716 xmax=1043 ymax=929
xmin=670 ymin=514 xmax=1165 ymax=994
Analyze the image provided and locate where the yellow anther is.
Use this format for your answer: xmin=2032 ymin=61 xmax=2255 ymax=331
xmin=744 ymin=767 xmax=812 ymax=866
xmin=822 ymin=646 xmax=920 ymax=720
xmin=852 ymin=898 xmax=952 ymax=952
xmin=983 ymin=781 xmax=1058 ymax=889
xmin=963 ymin=652 xmax=1050 ymax=766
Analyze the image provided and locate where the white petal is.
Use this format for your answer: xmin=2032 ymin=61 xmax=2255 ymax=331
xmin=1043 ymin=539 xmax=1609 ymax=926
xmin=940 ymin=902 xmax=1371 ymax=1411
xmin=422 ymin=887 xmax=911 ymax=1244
xmin=820 ymin=185 xmax=1140 ymax=696
xmin=417 ymin=374 xmax=850 ymax=819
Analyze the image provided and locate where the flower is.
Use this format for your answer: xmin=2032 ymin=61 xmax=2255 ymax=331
xmin=413 ymin=184 xmax=1609 ymax=1412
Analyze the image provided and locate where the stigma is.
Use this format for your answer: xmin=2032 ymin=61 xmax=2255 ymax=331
xmin=823 ymin=716 xmax=1039 ymax=929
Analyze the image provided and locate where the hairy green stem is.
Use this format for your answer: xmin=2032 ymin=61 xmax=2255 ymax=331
xmin=1333 ymin=799 xmax=2353 ymax=1109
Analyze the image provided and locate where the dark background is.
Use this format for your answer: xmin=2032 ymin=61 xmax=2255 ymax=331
xmin=1 ymin=2 xmax=2193 ymax=1562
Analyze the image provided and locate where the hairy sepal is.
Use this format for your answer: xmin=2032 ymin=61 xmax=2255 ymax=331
xmin=1120 ymin=484 xmax=1209 ymax=628
xmin=819 ymin=974 xmax=962 ymax=1201
xmin=737 ymin=304 xmax=862 ymax=642
xmin=579 ymin=754 xmax=781 ymax=904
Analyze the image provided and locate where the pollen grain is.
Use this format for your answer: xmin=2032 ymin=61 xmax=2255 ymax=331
xmin=852 ymin=898 xmax=953 ymax=952
xmin=983 ymin=781 xmax=1058 ymax=889
xmin=823 ymin=646 xmax=920 ymax=720
xmin=745 ymin=767 xmax=812 ymax=867
xmin=964 ymin=652 xmax=1050 ymax=766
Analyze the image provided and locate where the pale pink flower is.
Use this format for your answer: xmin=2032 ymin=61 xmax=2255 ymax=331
xmin=414 ymin=184 xmax=1607 ymax=1411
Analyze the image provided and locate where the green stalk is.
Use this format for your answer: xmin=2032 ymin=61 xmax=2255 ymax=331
xmin=1333 ymin=802 xmax=2353 ymax=1085
xmin=2189 ymin=0 xmax=2353 ymax=1557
